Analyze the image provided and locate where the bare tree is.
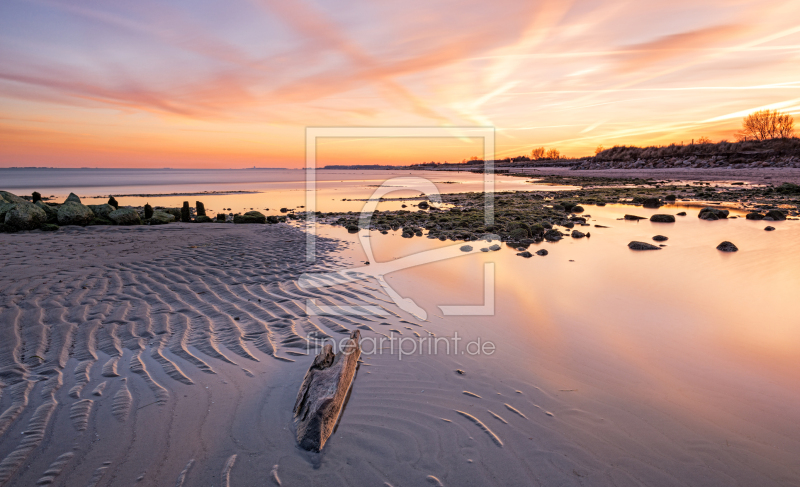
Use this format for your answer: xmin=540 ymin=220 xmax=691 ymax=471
xmin=595 ymin=145 xmax=604 ymax=155
xmin=530 ymin=147 xmax=545 ymax=159
xmin=739 ymin=109 xmax=795 ymax=140
xmin=545 ymin=148 xmax=561 ymax=159
xmin=697 ymin=136 xmax=712 ymax=144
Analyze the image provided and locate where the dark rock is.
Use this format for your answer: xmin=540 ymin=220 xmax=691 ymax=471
xmin=88 ymin=218 xmax=113 ymax=226
xmin=109 ymin=208 xmax=142 ymax=225
xmin=624 ymin=215 xmax=646 ymax=221
xmin=196 ymin=201 xmax=206 ymax=217
xmin=536 ymin=249 xmax=548 ymax=256
xmin=544 ymin=229 xmax=562 ymax=241
xmin=698 ymin=208 xmax=729 ymax=220
xmin=677 ymin=212 xmax=687 ymax=216
xmin=745 ymin=212 xmax=764 ymax=220
xmin=32 ymin=192 xmax=42 ymax=203
xmin=571 ymin=205 xmax=584 ymax=213
xmin=628 ymin=241 xmax=661 ymax=250
xmin=181 ymin=202 xmax=191 ymax=222
xmin=144 ymin=204 xmax=154 ymax=220
xmin=234 ymin=211 xmax=266 ymax=224
xmin=64 ymin=192 xmax=82 ymax=204
xmin=267 ymin=215 xmax=280 ymax=224
xmin=489 ymin=244 xmax=501 ymax=251
xmin=41 ymin=223 xmax=59 ymax=232
xmin=217 ymin=213 xmax=227 ymax=222
xmin=652 ymin=235 xmax=668 ymax=242
xmin=460 ymin=245 xmax=473 ymax=252
xmin=716 ymin=241 xmax=738 ymax=252
xmin=35 ymin=200 xmax=58 ymax=223
xmin=280 ymin=207 xmax=289 ymax=213
xmin=294 ymin=330 xmax=361 ymax=452
xmin=195 ymin=215 xmax=213 ymax=223
xmin=764 ymin=226 xmax=775 ymax=231
xmin=664 ymin=195 xmax=677 ymax=201
xmin=642 ymin=198 xmax=662 ymax=208
xmin=571 ymin=230 xmax=585 ymax=238
xmin=765 ymin=209 xmax=786 ymax=221
xmin=516 ymin=251 xmax=533 ymax=258
xmin=108 ymin=196 xmax=119 ymax=209
xmin=650 ymin=214 xmax=675 ymax=223
xmin=562 ymin=222 xmax=575 ymax=229
xmin=418 ymin=201 xmax=429 ymax=209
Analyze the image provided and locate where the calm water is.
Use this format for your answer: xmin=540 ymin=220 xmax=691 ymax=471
xmin=0 ymin=168 xmax=574 ymax=215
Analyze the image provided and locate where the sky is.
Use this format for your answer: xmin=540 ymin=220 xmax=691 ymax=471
xmin=1 ymin=0 xmax=799 ymax=168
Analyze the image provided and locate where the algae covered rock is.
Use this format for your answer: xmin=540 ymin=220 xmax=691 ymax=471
xmin=642 ymin=198 xmax=662 ymax=208
xmin=4 ymin=202 xmax=47 ymax=231
xmin=57 ymin=201 xmax=95 ymax=226
xmin=0 ymin=191 xmax=28 ymax=205
xmin=148 ymin=211 xmax=175 ymax=225
xmin=233 ymin=211 xmax=266 ymax=224
xmin=195 ymin=215 xmax=213 ymax=223
xmin=88 ymin=204 xmax=115 ymax=219
xmin=108 ymin=207 xmax=142 ymax=225
xmin=544 ymin=229 xmax=563 ymax=241
xmin=41 ymin=223 xmax=59 ymax=231
xmin=35 ymin=201 xmax=58 ymax=223
xmin=65 ymin=192 xmax=82 ymax=204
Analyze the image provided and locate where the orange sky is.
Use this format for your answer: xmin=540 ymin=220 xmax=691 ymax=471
xmin=1 ymin=0 xmax=799 ymax=168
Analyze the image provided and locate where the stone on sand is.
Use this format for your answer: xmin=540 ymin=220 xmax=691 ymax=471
xmin=628 ymin=241 xmax=661 ymax=250
xmin=716 ymin=241 xmax=738 ymax=252
xmin=58 ymin=201 xmax=95 ymax=226
xmin=109 ymin=207 xmax=142 ymax=225
xmin=233 ymin=211 xmax=266 ymax=224
xmin=4 ymin=201 xmax=47 ymax=231
xmin=650 ymin=214 xmax=675 ymax=223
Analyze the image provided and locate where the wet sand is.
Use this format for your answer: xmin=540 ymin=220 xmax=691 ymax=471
xmin=1 ymin=213 xmax=800 ymax=486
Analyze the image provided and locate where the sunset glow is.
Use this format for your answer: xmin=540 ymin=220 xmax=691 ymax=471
xmin=2 ymin=0 xmax=799 ymax=167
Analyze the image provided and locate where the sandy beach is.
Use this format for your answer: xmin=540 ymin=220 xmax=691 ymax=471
xmin=2 ymin=197 xmax=800 ymax=486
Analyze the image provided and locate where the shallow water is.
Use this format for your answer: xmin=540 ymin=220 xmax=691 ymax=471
xmin=318 ymin=202 xmax=800 ymax=483
xmin=0 ymin=168 xmax=575 ymax=215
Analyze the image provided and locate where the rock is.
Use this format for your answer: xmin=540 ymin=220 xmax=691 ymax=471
xmin=41 ymin=223 xmax=59 ymax=231
xmin=664 ymin=195 xmax=677 ymax=202
xmin=108 ymin=196 xmax=119 ymax=209
xmin=745 ymin=212 xmax=764 ymax=220
xmin=698 ymin=208 xmax=729 ymax=220
xmin=509 ymin=227 xmax=529 ymax=241
xmin=418 ymin=201 xmax=429 ymax=209
xmin=149 ymin=211 xmax=174 ymax=225
xmin=108 ymin=207 xmax=142 ymax=225
xmin=195 ymin=215 xmax=213 ymax=223
xmin=267 ymin=215 xmax=280 ymax=224
xmin=571 ymin=205 xmax=584 ymax=213
xmin=64 ymin=192 xmax=81 ymax=204
xmin=144 ymin=204 xmax=153 ymax=219
xmin=516 ymin=251 xmax=533 ymax=258
xmin=4 ymin=202 xmax=47 ymax=231
xmin=716 ymin=241 xmax=738 ymax=252
xmin=88 ymin=204 xmax=115 ymax=219
xmin=763 ymin=216 xmax=775 ymax=221
xmin=217 ymin=213 xmax=227 ymax=222
xmin=571 ymin=230 xmax=585 ymax=238
xmin=181 ymin=202 xmax=191 ymax=222
xmin=562 ymin=221 xmax=575 ymax=229
xmin=650 ymin=214 xmax=675 ymax=223
xmin=628 ymin=241 xmax=661 ymax=250
xmin=89 ymin=217 xmax=113 ymax=226
xmin=489 ymin=244 xmax=501 ymax=251
xmin=652 ymin=235 xmax=668 ymax=242
xmin=642 ymin=198 xmax=662 ymax=208
xmin=196 ymin=201 xmax=206 ymax=217
xmin=765 ymin=210 xmax=786 ymax=221
xmin=460 ymin=245 xmax=473 ymax=252
xmin=0 ymin=191 xmax=28 ymax=205
xmin=233 ymin=211 xmax=266 ymax=224
xmin=624 ymin=214 xmax=646 ymax=221
xmin=35 ymin=201 xmax=58 ymax=222
xmin=677 ymin=212 xmax=687 ymax=216
xmin=280 ymin=207 xmax=289 ymax=213
xmin=544 ymin=229 xmax=562 ymax=241
xmin=294 ymin=330 xmax=361 ymax=452
xmin=32 ymin=192 xmax=42 ymax=203
xmin=764 ymin=226 xmax=775 ymax=231
xmin=57 ymin=201 xmax=95 ymax=226
xmin=536 ymin=249 xmax=548 ymax=256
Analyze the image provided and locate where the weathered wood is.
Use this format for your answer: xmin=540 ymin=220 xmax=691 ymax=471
xmin=293 ymin=329 xmax=361 ymax=451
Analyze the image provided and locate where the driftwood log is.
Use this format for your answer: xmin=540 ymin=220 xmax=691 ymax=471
xmin=293 ymin=330 xmax=361 ymax=451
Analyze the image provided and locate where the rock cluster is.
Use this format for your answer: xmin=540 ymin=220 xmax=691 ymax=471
xmin=573 ymin=155 xmax=800 ymax=170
